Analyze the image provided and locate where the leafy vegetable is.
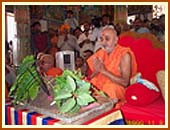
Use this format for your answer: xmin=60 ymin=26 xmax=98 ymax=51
xmin=53 ymin=69 xmax=96 ymax=114
xmin=66 ymin=75 xmax=76 ymax=92
xmin=68 ymin=104 xmax=81 ymax=114
xmin=9 ymin=55 xmax=41 ymax=105
xmin=59 ymin=98 xmax=76 ymax=113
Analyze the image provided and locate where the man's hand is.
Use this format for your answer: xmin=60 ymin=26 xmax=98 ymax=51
xmin=93 ymin=57 xmax=106 ymax=74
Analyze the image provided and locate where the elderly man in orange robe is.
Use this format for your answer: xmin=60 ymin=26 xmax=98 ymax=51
xmin=87 ymin=27 xmax=137 ymax=108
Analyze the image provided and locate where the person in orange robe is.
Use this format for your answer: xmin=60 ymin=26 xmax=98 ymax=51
xmin=87 ymin=27 xmax=137 ymax=108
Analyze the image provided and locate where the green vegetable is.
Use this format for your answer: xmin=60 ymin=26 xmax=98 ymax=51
xmin=66 ymin=75 xmax=76 ymax=92
xmin=77 ymin=93 xmax=95 ymax=106
xmin=68 ymin=104 xmax=80 ymax=114
xmin=59 ymin=98 xmax=76 ymax=113
xmin=9 ymin=55 xmax=41 ymax=105
xmin=54 ymin=89 xmax=72 ymax=100
xmin=53 ymin=70 xmax=96 ymax=114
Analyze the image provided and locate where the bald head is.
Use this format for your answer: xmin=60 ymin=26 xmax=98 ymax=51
xmin=39 ymin=54 xmax=55 ymax=72
xmin=43 ymin=55 xmax=54 ymax=66
xmin=100 ymin=26 xmax=118 ymax=53
xmin=102 ymin=26 xmax=117 ymax=36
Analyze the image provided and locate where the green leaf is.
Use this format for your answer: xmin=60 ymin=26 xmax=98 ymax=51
xmin=22 ymin=55 xmax=34 ymax=63
xmin=17 ymin=55 xmax=35 ymax=76
xmin=52 ymin=69 xmax=97 ymax=114
xmin=55 ymin=100 xmax=61 ymax=108
xmin=59 ymin=98 xmax=76 ymax=113
xmin=73 ymin=70 xmax=83 ymax=79
xmin=53 ymin=84 xmax=61 ymax=93
xmin=54 ymin=89 xmax=72 ymax=100
xmin=75 ymin=85 xmax=91 ymax=96
xmin=77 ymin=93 xmax=95 ymax=106
xmin=17 ymin=60 xmax=35 ymax=74
xmin=63 ymin=70 xmax=81 ymax=80
xmin=9 ymin=81 xmax=17 ymax=96
xmin=20 ymin=91 xmax=28 ymax=102
xmin=29 ymin=83 xmax=39 ymax=100
xmin=54 ymin=84 xmax=72 ymax=94
xmin=9 ymin=55 xmax=41 ymax=104
xmin=67 ymin=75 xmax=76 ymax=92
xmin=76 ymin=80 xmax=86 ymax=87
xmin=81 ymin=81 xmax=91 ymax=88
xmin=56 ymin=76 xmax=67 ymax=87
xmin=22 ymin=74 xmax=34 ymax=87
xmin=68 ymin=104 xmax=80 ymax=114
xmin=76 ymin=97 xmax=88 ymax=106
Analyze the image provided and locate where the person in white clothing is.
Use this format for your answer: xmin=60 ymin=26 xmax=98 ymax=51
xmin=77 ymin=22 xmax=94 ymax=57
xmin=64 ymin=10 xmax=79 ymax=34
xmin=57 ymin=24 xmax=80 ymax=57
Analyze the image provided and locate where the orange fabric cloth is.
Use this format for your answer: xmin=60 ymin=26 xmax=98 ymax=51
xmin=60 ymin=24 xmax=70 ymax=33
xmin=46 ymin=67 xmax=63 ymax=77
xmin=87 ymin=44 xmax=137 ymax=101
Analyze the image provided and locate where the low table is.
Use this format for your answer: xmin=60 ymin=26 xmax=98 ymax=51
xmin=5 ymin=102 xmax=125 ymax=125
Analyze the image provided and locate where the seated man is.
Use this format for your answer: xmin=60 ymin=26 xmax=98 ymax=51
xmin=87 ymin=27 xmax=137 ymax=108
xmin=37 ymin=53 xmax=63 ymax=77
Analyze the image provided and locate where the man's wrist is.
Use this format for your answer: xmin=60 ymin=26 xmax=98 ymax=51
xmin=101 ymin=69 xmax=107 ymax=75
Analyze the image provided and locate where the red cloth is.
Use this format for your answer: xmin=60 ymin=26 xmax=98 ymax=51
xmin=118 ymin=37 xmax=165 ymax=106
xmin=125 ymin=83 xmax=160 ymax=106
xmin=118 ymin=35 xmax=135 ymax=47
xmin=118 ymin=36 xmax=165 ymax=125
xmin=46 ymin=67 xmax=63 ymax=77
xmin=130 ymin=39 xmax=164 ymax=87
xmin=121 ymin=97 xmax=165 ymax=125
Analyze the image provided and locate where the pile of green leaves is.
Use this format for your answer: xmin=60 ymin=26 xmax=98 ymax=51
xmin=9 ymin=55 xmax=41 ymax=105
xmin=53 ymin=70 xmax=96 ymax=114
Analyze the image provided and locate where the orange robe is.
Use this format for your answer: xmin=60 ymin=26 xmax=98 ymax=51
xmin=46 ymin=67 xmax=63 ymax=77
xmin=87 ymin=44 xmax=137 ymax=101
